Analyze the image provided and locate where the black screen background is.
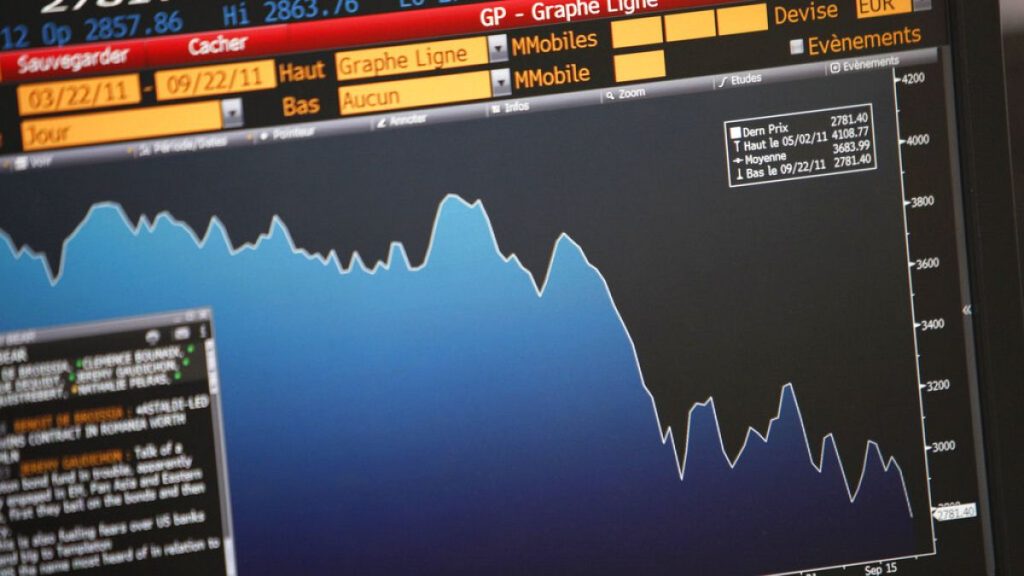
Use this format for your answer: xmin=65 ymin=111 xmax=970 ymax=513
xmin=0 ymin=71 xmax=934 ymax=551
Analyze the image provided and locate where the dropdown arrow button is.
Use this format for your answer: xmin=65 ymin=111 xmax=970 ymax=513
xmin=488 ymin=34 xmax=510 ymax=63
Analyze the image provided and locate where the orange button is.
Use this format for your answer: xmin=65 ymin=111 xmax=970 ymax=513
xmin=21 ymin=101 xmax=223 ymax=151
xmin=17 ymin=74 xmax=141 ymax=116
xmin=855 ymin=0 xmax=912 ymax=18
xmin=336 ymin=37 xmax=490 ymax=81
xmin=613 ymin=50 xmax=666 ymax=83
xmin=717 ymin=4 xmax=769 ymax=35
xmin=154 ymin=60 xmax=277 ymax=101
xmin=338 ymin=71 xmax=492 ymax=116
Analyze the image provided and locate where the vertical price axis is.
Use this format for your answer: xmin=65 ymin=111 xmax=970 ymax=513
xmin=892 ymin=66 xmax=939 ymax=554
xmin=890 ymin=56 xmax=992 ymax=572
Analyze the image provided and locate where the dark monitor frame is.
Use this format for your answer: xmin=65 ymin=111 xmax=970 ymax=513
xmin=948 ymin=0 xmax=1024 ymax=572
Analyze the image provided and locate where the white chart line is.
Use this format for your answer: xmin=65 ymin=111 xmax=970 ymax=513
xmin=1 ymin=191 xmax=925 ymax=574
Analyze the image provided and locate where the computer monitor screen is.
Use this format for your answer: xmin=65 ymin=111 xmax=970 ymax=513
xmin=0 ymin=1 xmax=1014 ymax=574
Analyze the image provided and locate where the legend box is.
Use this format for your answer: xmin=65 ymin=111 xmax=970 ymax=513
xmin=724 ymin=104 xmax=878 ymax=187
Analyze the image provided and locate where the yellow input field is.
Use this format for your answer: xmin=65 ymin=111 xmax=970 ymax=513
xmin=610 ymin=16 xmax=665 ymax=49
xmin=665 ymin=10 xmax=718 ymax=42
xmin=17 ymin=74 xmax=141 ymax=117
xmin=155 ymin=60 xmax=276 ymax=101
xmin=336 ymin=37 xmax=490 ymax=81
xmin=21 ymin=101 xmax=223 ymax=152
xmin=855 ymin=0 xmax=912 ymax=18
xmin=614 ymin=50 xmax=666 ymax=83
xmin=339 ymin=70 xmax=492 ymax=116
xmin=717 ymin=3 xmax=769 ymax=36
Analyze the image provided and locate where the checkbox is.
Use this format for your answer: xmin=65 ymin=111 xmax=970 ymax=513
xmin=790 ymin=39 xmax=805 ymax=55
xmin=729 ymin=126 xmax=743 ymax=140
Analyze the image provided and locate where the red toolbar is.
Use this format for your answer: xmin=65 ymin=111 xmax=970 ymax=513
xmin=0 ymin=0 xmax=739 ymax=83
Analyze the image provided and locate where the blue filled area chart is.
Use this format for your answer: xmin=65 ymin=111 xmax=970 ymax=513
xmin=0 ymin=197 xmax=920 ymax=575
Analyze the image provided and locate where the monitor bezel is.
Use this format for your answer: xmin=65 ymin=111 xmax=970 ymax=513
xmin=946 ymin=0 xmax=1024 ymax=572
